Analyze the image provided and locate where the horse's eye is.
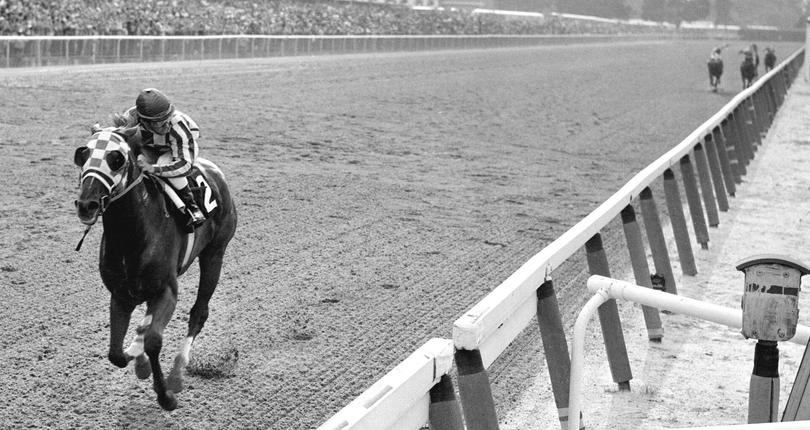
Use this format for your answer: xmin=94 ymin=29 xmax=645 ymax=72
xmin=106 ymin=151 xmax=126 ymax=171
xmin=74 ymin=147 xmax=91 ymax=167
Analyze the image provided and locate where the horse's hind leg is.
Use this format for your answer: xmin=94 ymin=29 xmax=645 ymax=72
xmin=144 ymin=285 xmax=179 ymax=411
xmin=167 ymin=247 xmax=227 ymax=393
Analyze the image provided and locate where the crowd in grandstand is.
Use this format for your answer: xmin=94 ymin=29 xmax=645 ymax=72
xmin=0 ymin=0 xmax=669 ymax=36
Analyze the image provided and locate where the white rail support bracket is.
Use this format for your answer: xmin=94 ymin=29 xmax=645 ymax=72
xmin=317 ymin=338 xmax=455 ymax=430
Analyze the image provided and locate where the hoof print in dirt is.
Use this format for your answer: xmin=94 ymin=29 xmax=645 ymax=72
xmin=187 ymin=347 xmax=240 ymax=379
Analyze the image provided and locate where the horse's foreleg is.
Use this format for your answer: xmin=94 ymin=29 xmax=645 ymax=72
xmin=123 ymin=313 xmax=153 ymax=380
xmin=167 ymin=249 xmax=226 ymax=393
xmin=108 ymin=298 xmax=135 ymax=368
xmin=167 ymin=336 xmax=194 ymax=393
xmin=144 ymin=286 xmax=178 ymax=411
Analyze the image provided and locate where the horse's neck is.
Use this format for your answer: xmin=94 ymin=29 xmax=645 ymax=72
xmin=102 ymin=180 xmax=170 ymax=250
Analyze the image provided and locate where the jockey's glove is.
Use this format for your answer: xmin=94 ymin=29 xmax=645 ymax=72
xmin=137 ymin=158 xmax=156 ymax=174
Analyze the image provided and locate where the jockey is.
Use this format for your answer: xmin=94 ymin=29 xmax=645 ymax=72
xmin=709 ymin=43 xmax=729 ymax=62
xmin=122 ymin=88 xmax=206 ymax=227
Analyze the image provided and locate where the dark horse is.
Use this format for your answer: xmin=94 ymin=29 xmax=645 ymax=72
xmin=764 ymin=47 xmax=776 ymax=72
xmin=73 ymin=126 xmax=237 ymax=410
xmin=707 ymin=57 xmax=723 ymax=92
xmin=740 ymin=53 xmax=756 ymax=89
xmin=740 ymin=44 xmax=759 ymax=89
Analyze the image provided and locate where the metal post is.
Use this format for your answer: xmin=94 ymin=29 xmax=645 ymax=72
xmin=749 ymin=95 xmax=766 ymax=143
xmin=713 ymin=124 xmax=737 ymax=195
xmin=536 ymin=280 xmax=582 ymax=430
xmin=429 ymin=374 xmax=465 ymax=430
xmin=732 ymin=108 xmax=753 ymax=170
xmin=662 ymin=170 xmax=697 ymax=275
xmin=620 ymin=205 xmax=664 ymax=340
xmin=585 ymin=234 xmax=633 ymax=391
xmin=744 ymin=98 xmax=762 ymax=149
xmin=679 ymin=155 xmax=710 ymax=248
xmin=455 ymin=349 xmax=499 ymax=430
xmin=639 ymin=187 xmax=681 ymax=293
xmin=782 ymin=339 xmax=810 ymax=421
xmin=693 ymin=143 xmax=720 ymax=227
xmin=703 ymin=134 xmax=729 ymax=211
xmin=749 ymin=341 xmax=780 ymax=423
xmin=725 ymin=113 xmax=745 ymax=179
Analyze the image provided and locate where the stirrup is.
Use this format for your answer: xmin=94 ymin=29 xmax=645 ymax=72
xmin=188 ymin=209 xmax=206 ymax=228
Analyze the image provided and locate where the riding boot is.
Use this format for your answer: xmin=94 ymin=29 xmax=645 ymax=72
xmin=176 ymin=185 xmax=206 ymax=227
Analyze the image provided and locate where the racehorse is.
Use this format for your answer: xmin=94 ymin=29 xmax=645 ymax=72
xmin=740 ymin=49 xmax=757 ymax=89
xmin=764 ymin=47 xmax=776 ymax=72
xmin=707 ymin=57 xmax=723 ymax=92
xmin=73 ymin=126 xmax=237 ymax=410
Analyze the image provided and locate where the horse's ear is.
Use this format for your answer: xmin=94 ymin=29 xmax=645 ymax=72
xmin=106 ymin=151 xmax=126 ymax=171
xmin=118 ymin=126 xmax=143 ymax=155
xmin=74 ymin=147 xmax=91 ymax=167
xmin=117 ymin=125 xmax=139 ymax=138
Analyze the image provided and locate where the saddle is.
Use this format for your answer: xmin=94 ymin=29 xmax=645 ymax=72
xmin=148 ymin=167 xmax=219 ymax=231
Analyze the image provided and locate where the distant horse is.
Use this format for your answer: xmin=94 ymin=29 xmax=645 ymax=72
xmin=740 ymin=48 xmax=757 ymax=89
xmin=764 ymin=47 xmax=776 ymax=72
xmin=707 ymin=43 xmax=728 ymax=92
xmin=707 ymin=57 xmax=723 ymax=92
xmin=73 ymin=126 xmax=237 ymax=410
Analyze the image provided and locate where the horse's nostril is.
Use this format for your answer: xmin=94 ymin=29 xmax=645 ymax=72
xmin=77 ymin=199 xmax=100 ymax=215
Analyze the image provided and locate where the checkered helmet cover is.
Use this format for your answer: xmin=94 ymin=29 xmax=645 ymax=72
xmin=79 ymin=129 xmax=131 ymax=192
xmin=135 ymin=88 xmax=174 ymax=121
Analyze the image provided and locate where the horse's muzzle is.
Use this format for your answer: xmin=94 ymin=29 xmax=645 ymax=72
xmin=75 ymin=198 xmax=102 ymax=225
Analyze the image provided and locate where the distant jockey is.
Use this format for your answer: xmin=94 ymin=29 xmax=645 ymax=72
xmin=707 ymin=43 xmax=728 ymax=92
xmin=115 ymin=88 xmax=206 ymax=227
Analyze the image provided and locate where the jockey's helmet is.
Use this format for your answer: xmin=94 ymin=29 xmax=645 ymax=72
xmin=136 ymin=88 xmax=174 ymax=122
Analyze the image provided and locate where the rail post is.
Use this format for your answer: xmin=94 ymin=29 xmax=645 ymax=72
xmin=727 ymin=110 xmax=748 ymax=177
xmin=703 ymin=133 xmax=729 ymax=211
xmin=585 ymin=234 xmax=633 ymax=391
xmin=455 ymin=348 xmax=499 ymax=430
xmin=734 ymin=106 xmax=755 ymax=165
xmin=620 ymin=205 xmax=664 ymax=340
xmin=743 ymin=98 xmax=762 ymax=150
xmin=751 ymin=92 xmax=767 ymax=139
xmin=693 ymin=143 xmax=720 ymax=227
xmin=712 ymin=124 xmax=736 ymax=196
xmin=661 ymin=171 xmax=697 ymax=276
xmin=429 ymin=374 xmax=465 ymax=430
xmin=536 ymin=279 xmax=582 ymax=430
xmin=639 ymin=187 xmax=681 ymax=292
xmin=679 ymin=154 xmax=710 ymax=249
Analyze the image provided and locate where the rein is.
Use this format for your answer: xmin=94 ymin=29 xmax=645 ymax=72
xmin=75 ymin=171 xmax=145 ymax=252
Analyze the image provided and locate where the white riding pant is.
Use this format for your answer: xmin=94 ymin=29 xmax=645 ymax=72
xmin=156 ymin=152 xmax=190 ymax=190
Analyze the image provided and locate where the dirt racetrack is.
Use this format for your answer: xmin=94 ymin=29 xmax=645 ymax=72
xmin=0 ymin=39 xmax=802 ymax=429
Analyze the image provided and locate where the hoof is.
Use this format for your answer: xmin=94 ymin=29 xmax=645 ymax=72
xmin=108 ymin=351 xmax=129 ymax=368
xmin=135 ymin=355 xmax=152 ymax=380
xmin=167 ymin=368 xmax=184 ymax=393
xmin=158 ymin=391 xmax=178 ymax=411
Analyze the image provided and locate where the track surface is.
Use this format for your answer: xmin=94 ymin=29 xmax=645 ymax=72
xmin=0 ymin=40 xmax=800 ymax=428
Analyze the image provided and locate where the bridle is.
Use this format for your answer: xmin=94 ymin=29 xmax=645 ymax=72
xmin=75 ymin=130 xmax=145 ymax=251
